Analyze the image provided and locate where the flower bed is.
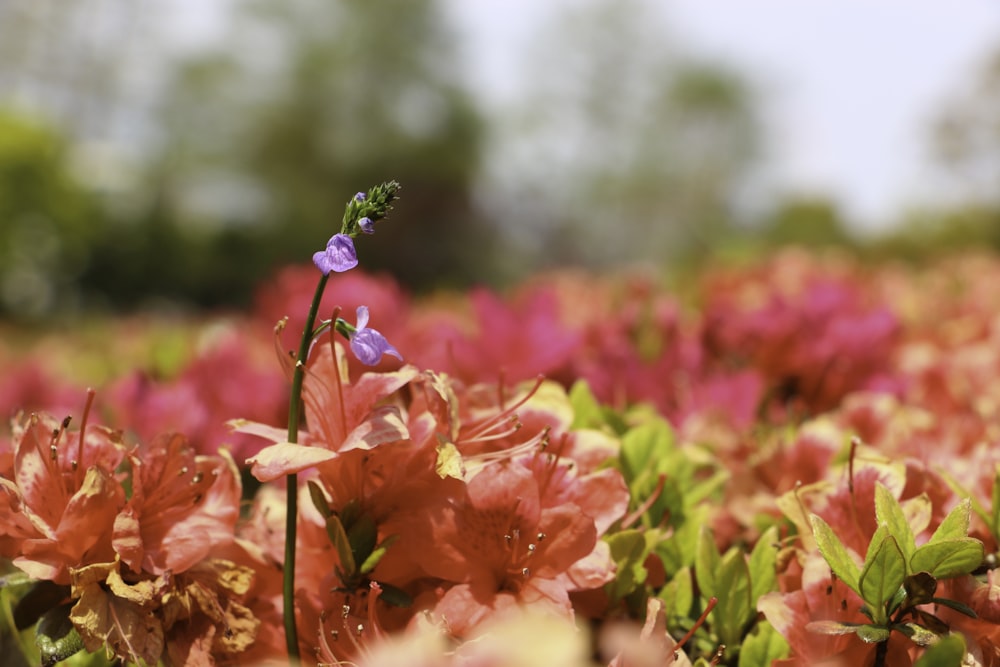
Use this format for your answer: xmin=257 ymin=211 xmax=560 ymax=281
xmin=1 ymin=185 xmax=998 ymax=666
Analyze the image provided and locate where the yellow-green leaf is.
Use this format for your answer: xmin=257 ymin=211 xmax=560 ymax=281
xmin=910 ymin=538 xmax=984 ymax=579
xmin=810 ymin=514 xmax=861 ymax=598
xmin=875 ymin=482 xmax=916 ymax=559
xmin=859 ymin=530 xmax=905 ymax=620
xmin=927 ymin=498 xmax=971 ymax=545
xmin=738 ymin=620 xmax=789 ymax=667
xmin=913 ymin=633 xmax=965 ymax=667
xmin=695 ymin=526 xmax=721 ymax=600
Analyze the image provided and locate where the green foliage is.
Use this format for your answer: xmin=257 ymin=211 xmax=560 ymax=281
xmin=737 ymin=621 xmax=789 ymax=667
xmin=0 ymin=110 xmax=106 ymax=318
xmin=309 ymin=484 xmax=410 ymax=607
xmin=809 ymin=482 xmax=984 ymax=663
xmin=912 ymin=634 xmax=966 ymax=667
xmin=616 ymin=417 xmax=728 ymax=532
xmin=858 ymin=528 xmax=905 ymax=624
xmin=35 ymin=603 xmax=84 ymax=667
xmin=811 ymin=514 xmax=862 ymax=597
xmin=605 ymin=529 xmax=653 ymax=604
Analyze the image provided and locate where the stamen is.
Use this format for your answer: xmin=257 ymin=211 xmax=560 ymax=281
xmin=75 ymin=389 xmax=96 ymax=478
xmin=462 ymin=426 xmax=551 ymax=477
xmin=462 ymin=375 xmax=546 ymax=442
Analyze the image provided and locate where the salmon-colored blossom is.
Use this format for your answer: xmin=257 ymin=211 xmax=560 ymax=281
xmin=405 ymin=462 xmax=599 ymax=637
xmin=113 ymin=432 xmax=241 ymax=575
xmin=0 ymin=409 xmax=126 ymax=584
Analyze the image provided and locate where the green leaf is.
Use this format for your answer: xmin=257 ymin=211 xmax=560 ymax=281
xmin=307 ymin=480 xmax=332 ymax=518
xmin=695 ymin=526 xmax=721 ymax=600
xmin=346 ymin=513 xmax=378 ymax=567
xmin=810 ymin=514 xmax=861 ymax=598
xmin=855 ymin=624 xmax=892 ymax=643
xmin=35 ymin=603 xmax=84 ymax=667
xmin=326 ymin=515 xmax=356 ymax=578
xmin=359 ymin=535 xmax=398 ymax=575
xmin=655 ymin=505 xmax=707 ymax=572
xmin=568 ymin=380 xmax=606 ymax=430
xmin=748 ymin=525 xmax=779 ymax=603
xmin=874 ymin=481 xmax=916 ymax=559
xmin=910 ymin=538 xmax=984 ymax=579
xmin=12 ymin=581 xmax=71 ymax=632
xmin=714 ymin=548 xmax=753 ymax=648
xmin=620 ymin=419 xmax=673 ymax=482
xmin=684 ymin=468 xmax=729 ymax=508
xmin=605 ymin=530 xmax=650 ymax=602
xmin=373 ymin=581 xmax=413 ymax=608
xmin=659 ymin=566 xmax=694 ymax=619
xmin=913 ymin=633 xmax=966 ymax=667
xmin=858 ymin=529 xmax=905 ymax=621
xmin=927 ymin=498 xmax=971 ymax=545
xmin=738 ymin=620 xmax=789 ymax=667
xmin=930 ymin=596 xmax=978 ymax=619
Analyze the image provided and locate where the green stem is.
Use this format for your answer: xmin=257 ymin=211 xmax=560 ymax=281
xmin=283 ymin=272 xmax=330 ymax=663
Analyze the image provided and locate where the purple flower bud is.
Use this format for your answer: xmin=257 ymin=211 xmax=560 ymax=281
xmin=349 ymin=306 xmax=402 ymax=366
xmin=312 ymin=233 xmax=358 ymax=274
xmin=358 ymin=216 xmax=375 ymax=234
xmin=354 ymin=192 xmax=367 ymax=202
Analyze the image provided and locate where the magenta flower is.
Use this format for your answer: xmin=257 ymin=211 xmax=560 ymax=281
xmin=312 ymin=233 xmax=358 ymax=274
xmin=349 ymin=306 xmax=402 ymax=366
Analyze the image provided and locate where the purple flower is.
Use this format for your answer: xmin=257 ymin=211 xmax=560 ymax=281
xmin=354 ymin=192 xmax=367 ymax=202
xmin=358 ymin=216 xmax=375 ymax=234
xmin=349 ymin=306 xmax=402 ymax=366
xmin=312 ymin=233 xmax=358 ymax=274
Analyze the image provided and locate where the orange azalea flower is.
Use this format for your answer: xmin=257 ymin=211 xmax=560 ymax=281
xmin=242 ymin=336 xmax=418 ymax=482
xmin=405 ymin=462 xmax=598 ymax=637
xmin=0 ymin=407 xmax=126 ymax=584
xmin=113 ymin=432 xmax=241 ymax=576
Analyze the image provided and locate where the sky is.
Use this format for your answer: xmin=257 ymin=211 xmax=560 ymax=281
xmin=444 ymin=0 xmax=1000 ymax=233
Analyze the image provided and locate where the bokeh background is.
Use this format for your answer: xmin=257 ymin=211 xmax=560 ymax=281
xmin=3 ymin=0 xmax=1000 ymax=320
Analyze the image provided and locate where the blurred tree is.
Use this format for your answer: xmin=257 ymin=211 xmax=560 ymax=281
xmin=479 ymin=0 xmax=760 ymax=271
xmin=930 ymin=47 xmax=1000 ymax=208
xmin=0 ymin=111 xmax=106 ymax=319
xmin=871 ymin=206 xmax=1000 ymax=259
xmin=84 ymin=0 xmax=504 ymax=309
xmin=758 ymin=197 xmax=856 ymax=248
xmin=870 ymin=42 xmax=1000 ymax=259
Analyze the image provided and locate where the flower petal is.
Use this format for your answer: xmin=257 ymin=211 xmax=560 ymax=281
xmin=246 ymin=442 xmax=339 ymax=482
